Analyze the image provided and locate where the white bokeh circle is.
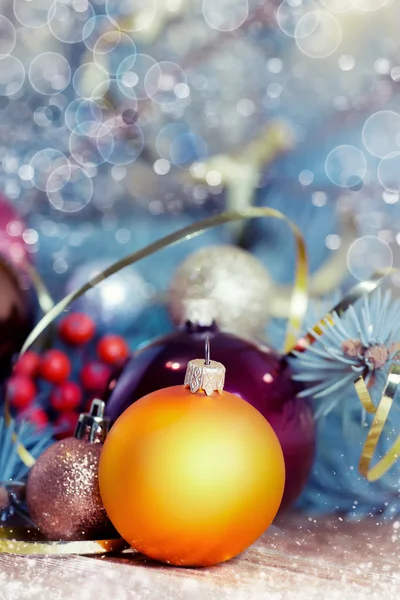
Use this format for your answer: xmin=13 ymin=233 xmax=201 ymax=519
xmin=0 ymin=16 xmax=16 ymax=58
xmin=0 ymin=56 xmax=25 ymax=96
xmin=362 ymin=111 xmax=400 ymax=158
xmin=116 ymin=53 xmax=158 ymax=100
xmin=34 ymin=107 xmax=53 ymax=127
xmin=29 ymin=52 xmax=71 ymax=95
xmin=170 ymin=132 xmax=208 ymax=169
xmin=73 ymin=62 xmax=110 ymax=99
xmin=378 ymin=152 xmax=400 ymax=194
xmin=13 ymin=0 xmax=53 ymax=29
xmin=144 ymin=61 xmax=188 ymax=105
xmin=276 ymin=0 xmax=320 ymax=38
xmin=347 ymin=235 xmax=393 ymax=281
xmin=156 ymin=123 xmax=190 ymax=160
xmin=105 ymin=0 xmax=158 ymax=33
xmin=82 ymin=15 xmax=115 ymax=51
xmin=91 ymin=78 xmax=136 ymax=110
xmin=325 ymin=145 xmax=367 ymax=188
xmin=48 ymin=0 xmax=95 ymax=44
xmin=47 ymin=164 xmax=93 ymax=212
xmin=97 ymin=119 xmax=144 ymax=165
xmin=202 ymin=0 xmax=249 ymax=32
xmin=93 ymin=30 xmax=136 ymax=76
xmin=295 ymin=11 xmax=342 ymax=59
xmin=69 ymin=125 xmax=114 ymax=168
xmin=65 ymin=98 xmax=103 ymax=134
xmin=30 ymin=149 xmax=71 ymax=192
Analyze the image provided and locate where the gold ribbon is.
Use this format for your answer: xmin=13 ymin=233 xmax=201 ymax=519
xmin=0 ymin=527 xmax=128 ymax=555
xmin=20 ymin=208 xmax=308 ymax=357
xmin=20 ymin=260 xmax=55 ymax=315
xmin=355 ymin=365 xmax=400 ymax=481
xmin=290 ymin=275 xmax=383 ymax=354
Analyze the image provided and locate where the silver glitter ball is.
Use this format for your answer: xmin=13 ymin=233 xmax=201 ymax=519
xmin=168 ymin=245 xmax=273 ymax=337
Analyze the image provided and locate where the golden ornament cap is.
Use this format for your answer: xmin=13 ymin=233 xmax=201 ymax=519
xmin=184 ymin=338 xmax=225 ymax=396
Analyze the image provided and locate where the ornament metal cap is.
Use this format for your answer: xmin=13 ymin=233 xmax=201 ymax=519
xmin=74 ymin=399 xmax=110 ymax=444
xmin=184 ymin=338 xmax=225 ymax=396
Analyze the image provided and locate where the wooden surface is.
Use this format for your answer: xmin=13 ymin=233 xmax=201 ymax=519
xmin=0 ymin=514 xmax=399 ymax=599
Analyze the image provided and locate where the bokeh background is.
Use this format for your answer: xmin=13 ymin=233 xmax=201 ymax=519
xmin=0 ymin=0 xmax=399 ymax=346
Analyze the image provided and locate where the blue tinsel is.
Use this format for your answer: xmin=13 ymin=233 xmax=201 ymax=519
xmin=0 ymin=418 xmax=53 ymax=483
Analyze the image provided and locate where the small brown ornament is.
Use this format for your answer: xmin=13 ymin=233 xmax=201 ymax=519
xmin=26 ymin=400 xmax=115 ymax=541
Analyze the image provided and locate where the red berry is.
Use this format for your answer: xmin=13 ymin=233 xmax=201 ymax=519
xmin=80 ymin=361 xmax=112 ymax=392
xmin=59 ymin=313 xmax=96 ymax=345
xmin=97 ymin=335 xmax=130 ymax=365
xmin=27 ymin=408 xmax=49 ymax=430
xmin=54 ymin=412 xmax=79 ymax=440
xmin=14 ymin=351 xmax=41 ymax=378
xmin=40 ymin=349 xmax=71 ymax=384
xmin=50 ymin=381 xmax=82 ymax=412
xmin=7 ymin=375 xmax=36 ymax=410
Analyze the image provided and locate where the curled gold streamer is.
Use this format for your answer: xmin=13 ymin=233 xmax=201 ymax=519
xmin=20 ymin=208 xmax=308 ymax=357
xmin=290 ymin=276 xmax=384 ymax=354
xmin=21 ymin=260 xmax=55 ymax=315
xmin=353 ymin=375 xmax=377 ymax=415
xmin=355 ymin=365 xmax=400 ymax=481
xmin=0 ymin=528 xmax=128 ymax=555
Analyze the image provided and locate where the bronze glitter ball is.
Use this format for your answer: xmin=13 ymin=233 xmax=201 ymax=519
xmin=26 ymin=437 xmax=115 ymax=541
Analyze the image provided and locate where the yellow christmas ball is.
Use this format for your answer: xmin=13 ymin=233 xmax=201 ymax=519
xmin=99 ymin=355 xmax=285 ymax=567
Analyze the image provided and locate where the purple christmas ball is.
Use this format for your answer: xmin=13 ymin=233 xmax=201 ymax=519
xmin=105 ymin=323 xmax=315 ymax=510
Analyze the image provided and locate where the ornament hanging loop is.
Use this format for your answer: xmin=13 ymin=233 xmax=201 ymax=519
xmin=205 ymin=337 xmax=211 ymax=366
xmin=355 ymin=364 xmax=400 ymax=481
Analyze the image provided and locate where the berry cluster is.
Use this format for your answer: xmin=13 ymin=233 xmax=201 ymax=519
xmin=7 ymin=313 xmax=130 ymax=438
